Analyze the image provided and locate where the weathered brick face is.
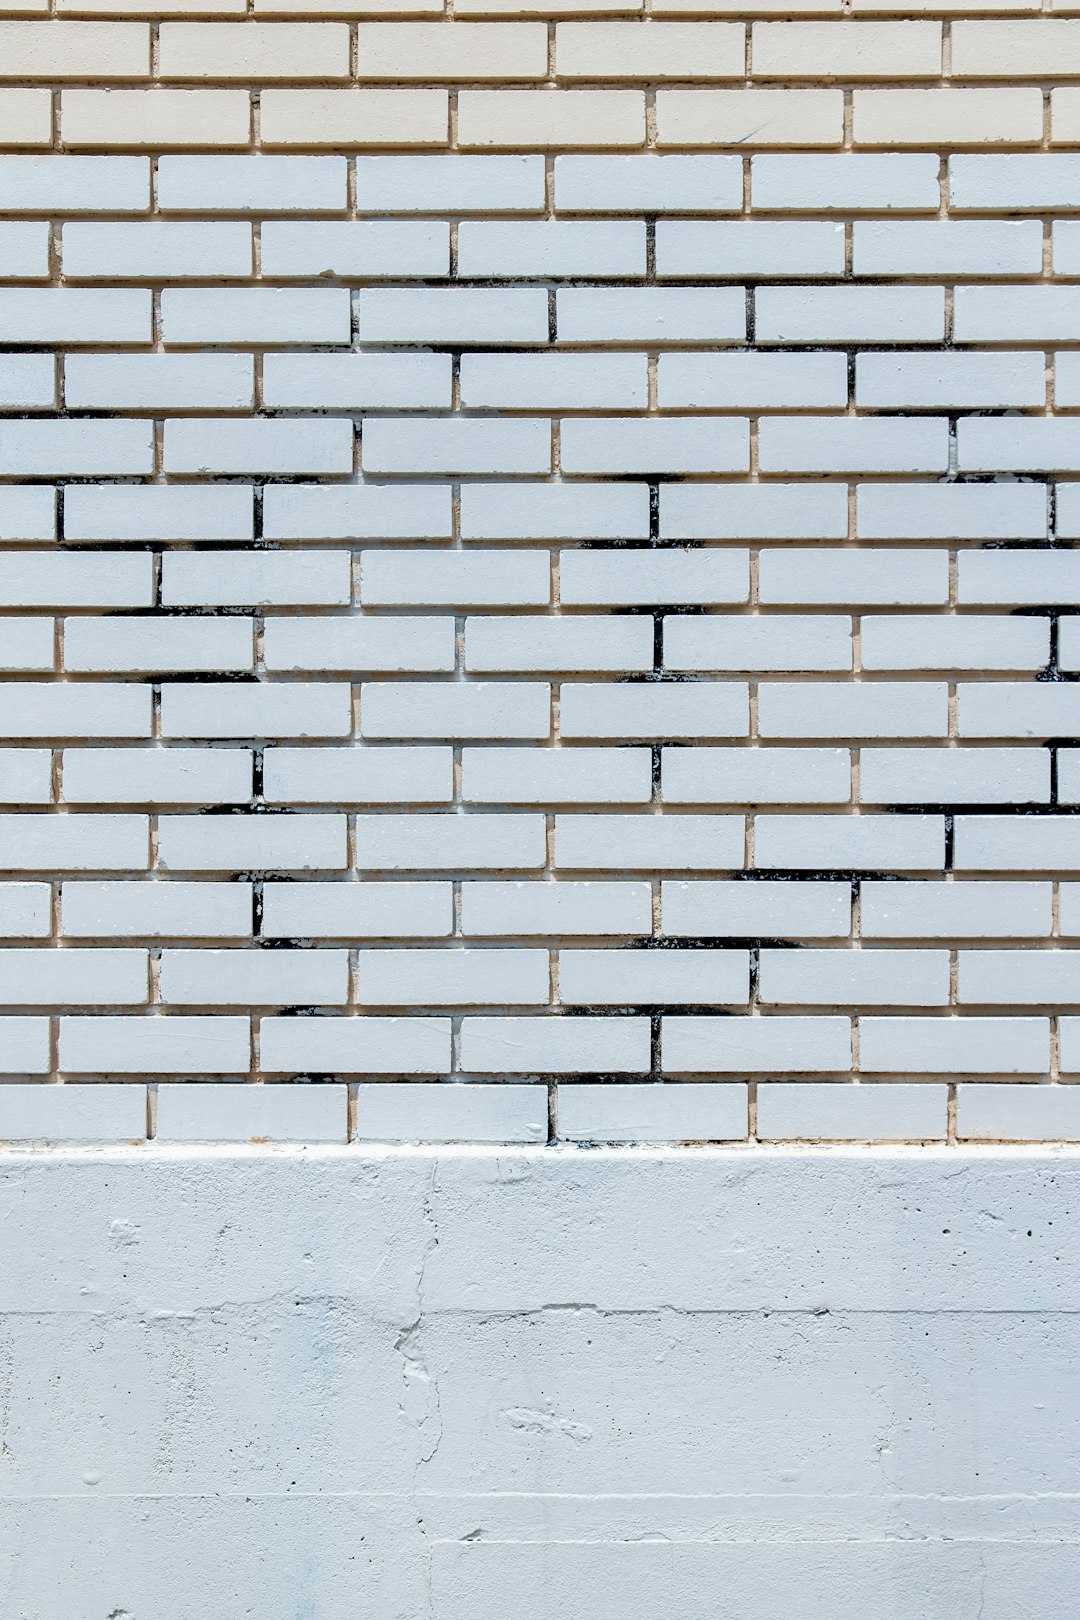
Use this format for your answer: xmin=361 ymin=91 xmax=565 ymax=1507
xmin=0 ymin=9 xmax=1078 ymax=1146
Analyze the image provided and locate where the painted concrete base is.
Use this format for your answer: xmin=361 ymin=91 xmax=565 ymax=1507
xmin=1 ymin=1144 xmax=1078 ymax=1618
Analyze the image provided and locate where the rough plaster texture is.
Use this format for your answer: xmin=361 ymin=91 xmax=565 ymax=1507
xmin=3 ymin=6 xmax=1080 ymax=1137
xmin=1 ymin=1145 xmax=1079 ymax=1618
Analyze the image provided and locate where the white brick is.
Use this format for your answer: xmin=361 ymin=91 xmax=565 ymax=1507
xmin=362 ymin=682 xmax=549 ymax=740
xmin=758 ymin=1084 xmax=947 ymax=1142
xmin=0 ymin=948 xmax=147 ymax=1006
xmin=757 ymin=286 xmax=945 ymax=344
xmin=61 ymin=881 xmax=253 ymax=940
xmin=65 ymin=355 xmax=253 ymax=413
xmin=357 ymin=947 xmax=548 ymax=1006
xmin=164 ymin=419 xmax=353 ymax=478
xmin=553 ymin=813 xmax=743 ymax=872
xmin=356 ymin=1082 xmax=546 ymax=1143
xmin=557 ymin=287 xmax=745 ymax=344
xmin=261 ymin=221 xmax=448 ymax=279
xmin=557 ymin=1082 xmax=747 ymax=1143
xmin=558 ymin=948 xmax=748 ymax=1007
xmin=358 ymin=288 xmax=547 ymax=345
xmin=662 ymin=484 xmax=849 ymax=541
xmin=264 ymin=354 xmax=450 ymax=411
xmin=665 ymin=615 xmax=852 ymax=672
xmin=157 ymin=814 xmax=346 ymax=873
xmin=362 ymin=417 xmax=550 ymax=476
xmin=62 ymin=222 xmax=252 ymax=280
xmin=658 ymin=221 xmax=844 ymax=281
xmin=0 ymin=1018 xmax=49 ymax=1074
xmin=64 ymin=485 xmax=253 ymax=544
xmin=663 ymin=1014 xmax=851 ymax=1074
xmin=663 ymin=748 xmax=850 ymax=806
xmin=461 ymin=1014 xmax=650 ymax=1075
xmin=361 ymin=550 xmax=548 ymax=607
xmin=560 ymin=683 xmax=747 ymax=740
xmin=461 ymin=880 xmax=651 ymax=937
xmin=263 ymin=484 xmax=452 ymax=543
xmin=0 ymin=222 xmax=50 ymax=280
xmin=0 ymin=1083 xmax=146 ymax=1141
xmin=559 ymin=549 xmax=748 ymax=606
xmin=59 ymin=1016 xmax=250 ymax=1075
xmin=751 ymin=154 xmax=940 ymax=211
xmin=157 ymin=155 xmax=347 ymax=214
xmin=263 ymin=747 xmax=451 ymax=805
xmin=458 ymin=221 xmax=645 ymax=279
xmin=0 ymin=156 xmax=148 ymax=214
xmin=156 ymin=1083 xmax=346 ymax=1143
xmin=853 ymin=220 xmax=1042 ymax=277
xmin=659 ymin=352 xmax=846 ymax=411
xmin=555 ymin=154 xmax=741 ymax=212
xmin=259 ymin=1016 xmax=450 ymax=1075
xmin=0 ymin=883 xmax=50 ymax=938
xmin=355 ymin=154 xmax=545 ymax=212
xmin=161 ymin=288 xmax=351 ymax=346
xmin=260 ymin=881 xmax=451 ymax=939
xmin=860 ymin=1017 xmax=1048 ymax=1076
xmin=861 ymin=881 xmax=1052 ymax=940
xmin=461 ymin=482 xmax=648 ymax=541
xmin=662 ymin=879 xmax=851 ymax=939
xmin=160 ymin=949 xmax=348 ymax=1007
xmin=0 ymin=354 xmax=55 ymax=410
xmin=958 ymin=1084 xmax=1080 ymax=1143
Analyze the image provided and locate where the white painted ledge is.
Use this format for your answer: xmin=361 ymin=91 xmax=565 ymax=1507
xmin=1 ymin=1144 xmax=1078 ymax=1619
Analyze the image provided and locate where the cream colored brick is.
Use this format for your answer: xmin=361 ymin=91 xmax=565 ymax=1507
xmin=0 ymin=90 xmax=52 ymax=149
xmin=657 ymin=89 xmax=843 ymax=149
xmin=854 ymin=89 xmax=1043 ymax=148
xmin=752 ymin=21 xmax=942 ymax=80
xmin=258 ymin=0 xmax=437 ymax=11
xmin=0 ymin=21 xmax=149 ymax=80
xmin=857 ymin=0 xmax=1035 ymax=9
xmin=556 ymin=22 xmax=744 ymax=81
xmin=58 ymin=0 xmax=245 ymax=14
xmin=1051 ymin=88 xmax=1080 ymax=143
xmin=261 ymin=90 xmax=448 ymax=147
xmin=458 ymin=90 xmax=646 ymax=150
xmin=657 ymin=0 xmax=839 ymax=11
xmin=459 ymin=0 xmax=635 ymax=13
xmin=158 ymin=22 xmax=350 ymax=81
xmin=952 ymin=20 xmax=1080 ymax=77
xmin=61 ymin=91 xmax=251 ymax=149
xmin=357 ymin=22 xmax=547 ymax=80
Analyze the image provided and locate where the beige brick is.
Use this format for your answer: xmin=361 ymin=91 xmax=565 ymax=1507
xmin=657 ymin=88 xmax=843 ymax=149
xmin=61 ymin=90 xmax=251 ymax=149
xmin=857 ymin=0 xmax=1035 ymax=9
xmin=158 ymin=22 xmax=350 ymax=81
xmin=0 ymin=21 xmax=149 ymax=80
xmin=752 ymin=21 xmax=942 ymax=79
xmin=0 ymin=89 xmax=52 ymax=149
xmin=1052 ymin=87 xmax=1080 ymax=143
xmin=556 ymin=22 xmax=744 ymax=81
xmin=357 ymin=22 xmax=547 ymax=80
xmin=58 ymin=0 xmax=245 ymax=14
xmin=258 ymin=0 xmax=438 ymax=11
xmin=261 ymin=89 xmax=448 ymax=147
xmin=952 ymin=20 xmax=1080 ymax=77
xmin=459 ymin=0 xmax=635 ymax=13
xmin=458 ymin=89 xmax=646 ymax=149
xmin=854 ymin=89 xmax=1043 ymax=147
xmin=656 ymin=0 xmax=839 ymax=11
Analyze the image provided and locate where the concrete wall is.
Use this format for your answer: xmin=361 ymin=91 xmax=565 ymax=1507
xmin=2 ymin=1144 xmax=1078 ymax=1618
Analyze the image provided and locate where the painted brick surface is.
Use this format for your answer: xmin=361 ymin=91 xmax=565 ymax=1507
xmin=0 ymin=4 xmax=1079 ymax=1144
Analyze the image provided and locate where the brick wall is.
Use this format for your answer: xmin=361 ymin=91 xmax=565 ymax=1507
xmin=0 ymin=7 xmax=1078 ymax=1146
